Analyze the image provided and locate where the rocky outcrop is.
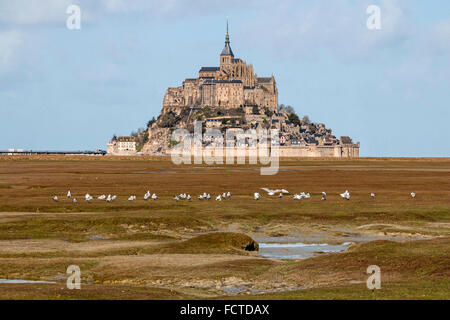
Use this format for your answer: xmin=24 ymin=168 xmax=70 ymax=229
xmin=141 ymin=127 xmax=171 ymax=154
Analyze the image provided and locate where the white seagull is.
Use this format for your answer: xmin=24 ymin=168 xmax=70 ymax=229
xmin=261 ymin=188 xmax=289 ymax=196
xmin=85 ymin=194 xmax=93 ymax=202
xmin=293 ymin=192 xmax=310 ymax=200
xmin=411 ymin=193 xmax=416 ymax=198
xmin=227 ymin=192 xmax=231 ymax=198
xmin=128 ymin=195 xmax=136 ymax=201
xmin=67 ymin=191 xmax=71 ymax=198
xmin=254 ymin=193 xmax=261 ymax=200
xmin=321 ymin=192 xmax=327 ymax=201
xmin=151 ymin=194 xmax=158 ymax=200
xmin=144 ymin=191 xmax=151 ymax=200
xmin=340 ymin=190 xmax=350 ymax=200
xmin=216 ymin=195 xmax=222 ymax=201
xmin=72 ymin=198 xmax=78 ymax=203
xmin=371 ymin=193 xmax=376 ymax=199
xmin=98 ymin=194 xmax=106 ymax=200
xmin=53 ymin=196 xmax=59 ymax=202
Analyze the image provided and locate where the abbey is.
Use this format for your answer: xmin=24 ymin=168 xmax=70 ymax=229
xmin=110 ymin=23 xmax=360 ymax=158
xmin=162 ymin=22 xmax=278 ymax=114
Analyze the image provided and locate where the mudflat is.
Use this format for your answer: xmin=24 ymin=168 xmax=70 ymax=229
xmin=0 ymin=156 xmax=449 ymax=299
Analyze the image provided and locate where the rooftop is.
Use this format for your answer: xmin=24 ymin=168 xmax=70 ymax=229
xmin=203 ymin=79 xmax=243 ymax=85
xmin=221 ymin=42 xmax=234 ymax=56
xmin=200 ymin=67 xmax=220 ymax=72
xmin=117 ymin=136 xmax=135 ymax=142
xmin=258 ymin=77 xmax=273 ymax=83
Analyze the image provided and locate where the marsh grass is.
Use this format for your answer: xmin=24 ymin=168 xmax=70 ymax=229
xmin=0 ymin=156 xmax=449 ymax=299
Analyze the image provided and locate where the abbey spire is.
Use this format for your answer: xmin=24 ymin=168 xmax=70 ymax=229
xmin=225 ymin=19 xmax=230 ymax=43
xmin=221 ymin=20 xmax=234 ymax=57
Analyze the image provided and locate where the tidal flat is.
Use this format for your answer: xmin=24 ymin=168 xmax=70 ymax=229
xmin=0 ymin=156 xmax=449 ymax=300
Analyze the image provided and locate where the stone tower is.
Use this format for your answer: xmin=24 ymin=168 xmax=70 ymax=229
xmin=220 ymin=20 xmax=234 ymax=75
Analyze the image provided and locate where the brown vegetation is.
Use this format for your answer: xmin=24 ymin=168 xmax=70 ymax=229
xmin=0 ymin=156 xmax=448 ymax=299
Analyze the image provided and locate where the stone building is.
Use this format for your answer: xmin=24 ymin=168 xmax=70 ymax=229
xmin=107 ymin=136 xmax=136 ymax=155
xmin=162 ymin=22 xmax=278 ymax=114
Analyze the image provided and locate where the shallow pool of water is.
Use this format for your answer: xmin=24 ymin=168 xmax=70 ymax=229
xmin=258 ymin=241 xmax=354 ymax=259
xmin=134 ymin=171 xmax=178 ymax=174
xmin=222 ymin=285 xmax=304 ymax=295
xmin=0 ymin=279 xmax=55 ymax=284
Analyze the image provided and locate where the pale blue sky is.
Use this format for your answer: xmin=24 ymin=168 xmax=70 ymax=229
xmin=0 ymin=0 xmax=449 ymax=156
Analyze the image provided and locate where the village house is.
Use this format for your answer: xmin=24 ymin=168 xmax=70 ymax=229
xmin=107 ymin=136 xmax=137 ymax=155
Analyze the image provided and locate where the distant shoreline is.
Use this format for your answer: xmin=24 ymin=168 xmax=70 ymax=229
xmin=0 ymin=154 xmax=448 ymax=161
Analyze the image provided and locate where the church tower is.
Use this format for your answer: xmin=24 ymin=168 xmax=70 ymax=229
xmin=220 ymin=20 xmax=234 ymax=76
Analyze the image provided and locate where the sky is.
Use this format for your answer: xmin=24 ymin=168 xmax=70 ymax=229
xmin=0 ymin=0 xmax=449 ymax=157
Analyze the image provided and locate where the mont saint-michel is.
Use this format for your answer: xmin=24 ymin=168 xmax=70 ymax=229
xmin=108 ymin=24 xmax=360 ymax=158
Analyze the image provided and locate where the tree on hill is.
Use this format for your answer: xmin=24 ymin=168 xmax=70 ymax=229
xmin=278 ymin=104 xmax=295 ymax=115
xmin=136 ymin=130 xmax=149 ymax=152
xmin=147 ymin=117 xmax=156 ymax=128
xmin=302 ymin=115 xmax=311 ymax=124
xmin=160 ymin=111 xmax=181 ymax=128
xmin=288 ymin=113 xmax=301 ymax=126
xmin=130 ymin=127 xmax=150 ymax=152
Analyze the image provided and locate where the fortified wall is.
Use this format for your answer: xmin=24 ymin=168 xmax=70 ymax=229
xmin=166 ymin=144 xmax=360 ymax=159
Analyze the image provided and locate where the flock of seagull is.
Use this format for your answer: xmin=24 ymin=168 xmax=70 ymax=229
xmin=52 ymin=189 xmax=418 ymax=203
xmin=53 ymin=191 xmax=135 ymax=203
xmin=254 ymin=189 xmax=333 ymax=201
xmin=172 ymin=192 xmax=233 ymax=201
xmin=255 ymin=189 xmax=417 ymax=200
